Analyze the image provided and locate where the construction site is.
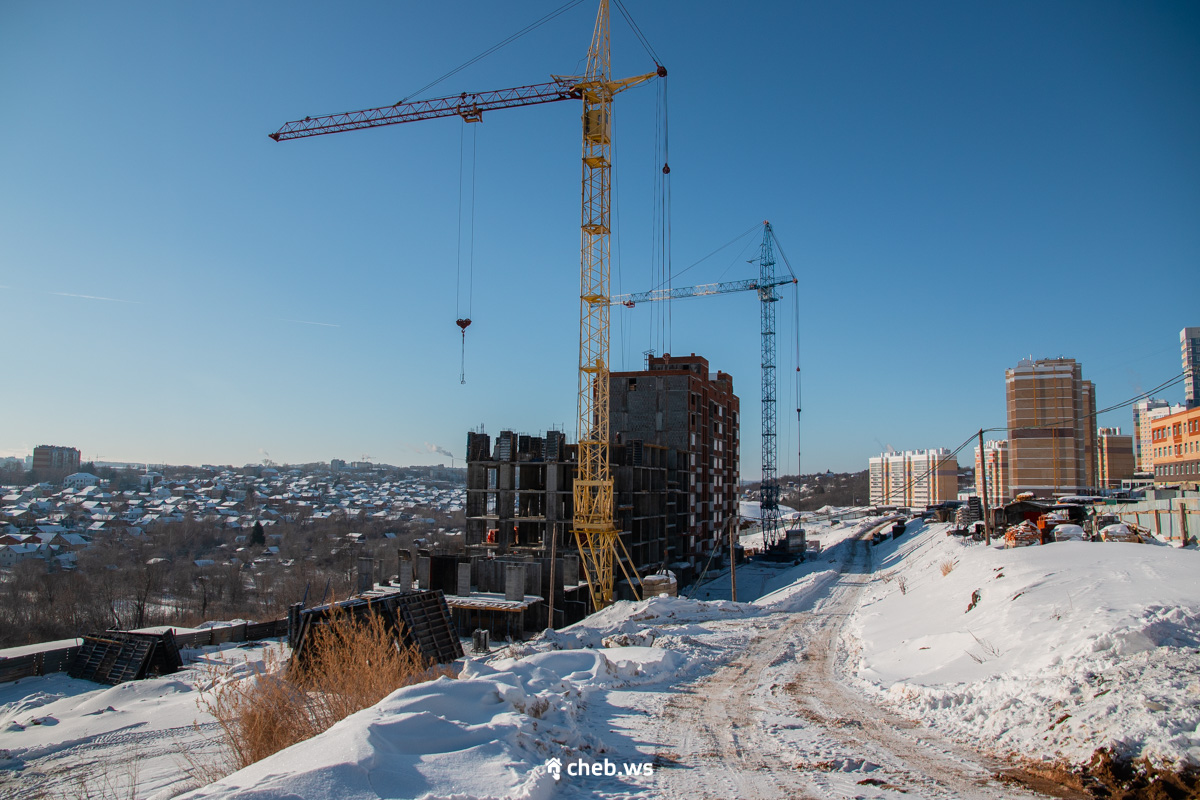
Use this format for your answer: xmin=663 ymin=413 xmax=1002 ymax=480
xmin=265 ymin=0 xmax=800 ymax=637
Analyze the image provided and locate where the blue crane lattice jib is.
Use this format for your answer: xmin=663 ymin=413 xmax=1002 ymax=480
xmin=608 ymin=275 xmax=795 ymax=307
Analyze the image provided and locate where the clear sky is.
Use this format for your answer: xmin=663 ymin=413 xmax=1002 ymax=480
xmin=2 ymin=1 xmax=1198 ymax=475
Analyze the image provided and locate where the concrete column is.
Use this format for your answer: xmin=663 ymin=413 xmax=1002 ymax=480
xmin=505 ymin=564 xmax=524 ymax=602
xmin=561 ymin=554 xmax=579 ymax=588
xmin=457 ymin=562 xmax=472 ymax=597
xmin=398 ymin=559 xmax=413 ymax=590
xmin=417 ymin=556 xmax=430 ymax=590
xmin=356 ymin=557 xmax=374 ymax=594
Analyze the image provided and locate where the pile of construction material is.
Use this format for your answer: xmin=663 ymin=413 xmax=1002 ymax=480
xmin=1099 ymin=523 xmax=1143 ymax=543
xmin=1004 ymin=520 xmax=1041 ymax=548
xmin=642 ymin=571 xmax=677 ymax=598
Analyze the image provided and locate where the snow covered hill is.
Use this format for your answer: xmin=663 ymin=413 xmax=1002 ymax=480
xmin=2 ymin=516 xmax=1196 ymax=799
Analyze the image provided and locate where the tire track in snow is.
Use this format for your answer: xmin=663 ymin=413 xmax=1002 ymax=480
xmin=645 ymin=526 xmax=1077 ymax=800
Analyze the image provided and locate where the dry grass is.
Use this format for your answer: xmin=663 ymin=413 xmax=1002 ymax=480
xmin=939 ymin=559 xmax=957 ymax=576
xmin=896 ymin=576 xmax=908 ymax=595
xmin=197 ymin=605 xmax=452 ymax=778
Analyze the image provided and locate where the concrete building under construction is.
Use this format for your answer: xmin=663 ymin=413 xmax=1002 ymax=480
xmin=449 ymin=353 xmax=739 ymax=632
xmin=611 ymin=353 xmax=740 ymax=568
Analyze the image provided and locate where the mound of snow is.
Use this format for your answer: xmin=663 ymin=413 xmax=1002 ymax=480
xmin=846 ymin=525 xmax=1200 ymax=767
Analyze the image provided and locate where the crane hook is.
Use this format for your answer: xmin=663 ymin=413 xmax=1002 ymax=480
xmin=456 ymin=318 xmax=471 ymax=384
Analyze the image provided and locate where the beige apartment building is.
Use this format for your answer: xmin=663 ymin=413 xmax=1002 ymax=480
xmin=868 ymin=449 xmax=957 ymax=508
xmin=974 ymin=439 xmax=1009 ymax=507
xmin=1005 ymin=358 xmax=1097 ymax=498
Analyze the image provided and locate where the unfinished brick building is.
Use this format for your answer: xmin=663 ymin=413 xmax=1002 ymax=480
xmin=611 ymin=353 xmax=740 ymax=568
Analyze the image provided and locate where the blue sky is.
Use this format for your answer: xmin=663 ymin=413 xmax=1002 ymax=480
xmin=2 ymin=0 xmax=1198 ymax=475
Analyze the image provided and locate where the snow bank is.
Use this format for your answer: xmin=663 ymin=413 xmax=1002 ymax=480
xmin=846 ymin=524 xmax=1200 ymax=767
xmin=179 ymin=596 xmax=737 ymax=800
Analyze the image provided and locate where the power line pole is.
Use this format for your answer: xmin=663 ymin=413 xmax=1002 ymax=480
xmin=728 ymin=518 xmax=738 ymax=602
xmin=978 ymin=428 xmax=991 ymax=546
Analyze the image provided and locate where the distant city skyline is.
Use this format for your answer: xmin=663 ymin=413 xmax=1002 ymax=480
xmin=3 ymin=1 xmax=1198 ymax=476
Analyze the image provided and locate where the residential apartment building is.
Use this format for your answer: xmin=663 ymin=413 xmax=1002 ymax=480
xmin=1149 ymin=406 xmax=1200 ymax=486
xmin=1133 ymin=398 xmax=1170 ymax=472
xmin=610 ymin=353 xmax=740 ymax=567
xmin=868 ymin=449 xmax=957 ymax=508
xmin=1005 ymin=358 xmax=1097 ymax=498
xmin=1183 ymin=327 xmax=1200 ymax=410
xmin=1096 ymin=427 xmax=1135 ymax=491
xmin=973 ymin=440 xmax=1009 ymax=507
xmin=32 ymin=445 xmax=81 ymax=481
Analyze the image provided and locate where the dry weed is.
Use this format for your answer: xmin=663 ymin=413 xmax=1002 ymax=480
xmin=896 ymin=576 xmax=908 ymax=595
xmin=197 ymin=605 xmax=452 ymax=777
xmin=939 ymin=559 xmax=957 ymax=576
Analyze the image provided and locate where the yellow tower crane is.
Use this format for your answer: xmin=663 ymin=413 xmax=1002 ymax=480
xmin=270 ymin=1 xmax=664 ymax=609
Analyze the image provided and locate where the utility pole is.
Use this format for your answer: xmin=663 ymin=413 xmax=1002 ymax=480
xmin=978 ymin=429 xmax=991 ymax=545
xmin=728 ymin=518 xmax=738 ymax=602
xmin=547 ymin=524 xmax=558 ymax=629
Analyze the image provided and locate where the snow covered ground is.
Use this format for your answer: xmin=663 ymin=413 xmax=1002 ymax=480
xmin=0 ymin=640 xmax=281 ymax=799
xmin=1 ymin=513 xmax=1197 ymax=799
xmin=845 ymin=521 xmax=1200 ymax=769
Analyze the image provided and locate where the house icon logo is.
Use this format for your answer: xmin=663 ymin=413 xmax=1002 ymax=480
xmin=546 ymin=757 xmax=563 ymax=781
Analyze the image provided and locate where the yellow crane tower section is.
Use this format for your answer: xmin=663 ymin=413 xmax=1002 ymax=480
xmin=270 ymin=0 xmax=664 ymax=610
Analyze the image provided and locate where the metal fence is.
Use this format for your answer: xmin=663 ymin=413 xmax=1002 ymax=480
xmin=1109 ymin=497 xmax=1199 ymax=545
xmin=0 ymin=617 xmax=289 ymax=685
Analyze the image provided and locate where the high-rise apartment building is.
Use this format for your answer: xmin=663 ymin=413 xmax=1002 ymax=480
xmin=868 ymin=449 xmax=957 ymax=507
xmin=1005 ymin=358 xmax=1097 ymax=498
xmin=974 ymin=440 xmax=1009 ymax=507
xmin=1183 ymin=327 xmax=1200 ymax=410
xmin=610 ymin=353 xmax=740 ymax=567
xmin=32 ymin=445 xmax=81 ymax=481
xmin=1133 ymin=398 xmax=1169 ymax=472
xmin=1096 ymin=427 xmax=1135 ymax=491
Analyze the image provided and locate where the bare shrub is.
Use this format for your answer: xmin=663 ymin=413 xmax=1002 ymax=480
xmin=198 ymin=606 xmax=452 ymax=775
xmin=939 ymin=559 xmax=957 ymax=576
xmin=896 ymin=576 xmax=908 ymax=595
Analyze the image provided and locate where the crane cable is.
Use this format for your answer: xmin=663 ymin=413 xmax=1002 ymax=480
xmin=455 ymin=124 xmax=477 ymax=384
xmin=397 ymin=0 xmax=588 ymax=105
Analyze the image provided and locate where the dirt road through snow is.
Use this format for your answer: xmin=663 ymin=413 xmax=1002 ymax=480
xmin=640 ymin=529 xmax=1072 ymax=800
